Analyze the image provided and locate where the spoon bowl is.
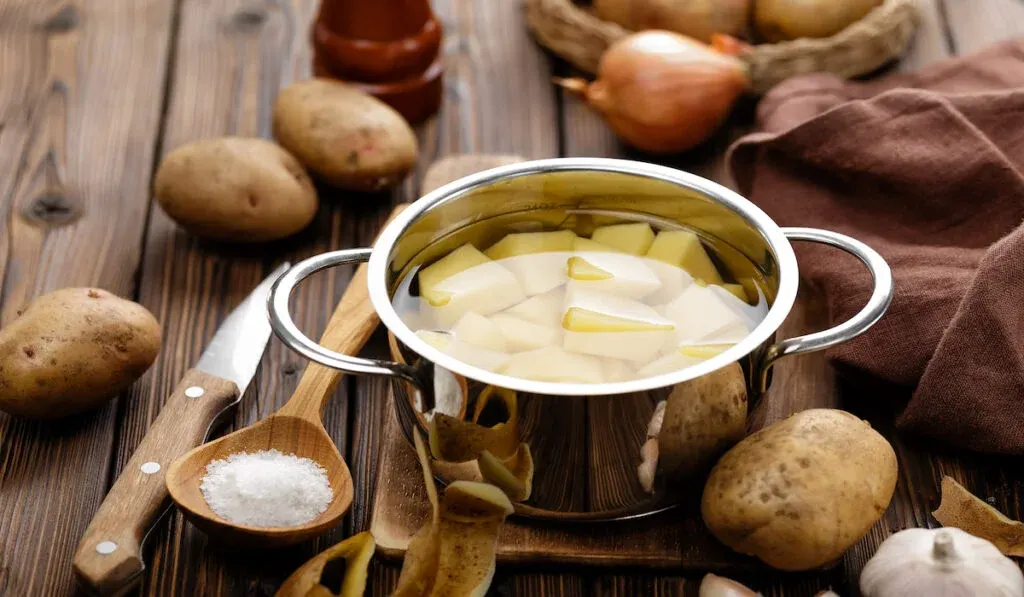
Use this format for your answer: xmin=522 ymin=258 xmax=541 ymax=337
xmin=166 ymin=415 xmax=353 ymax=547
xmin=165 ymin=206 xmax=404 ymax=548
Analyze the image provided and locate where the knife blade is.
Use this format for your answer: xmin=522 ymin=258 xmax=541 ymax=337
xmin=72 ymin=263 xmax=290 ymax=596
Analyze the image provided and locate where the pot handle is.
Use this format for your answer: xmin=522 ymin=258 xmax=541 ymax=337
xmin=268 ymin=248 xmax=428 ymax=390
xmin=754 ymin=227 xmax=894 ymax=394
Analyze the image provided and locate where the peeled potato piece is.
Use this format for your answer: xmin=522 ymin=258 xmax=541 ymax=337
xmin=603 ymin=358 xmax=636 ymax=382
xmin=497 ymin=252 xmax=570 ymax=296
xmin=646 ymin=230 xmax=724 ymax=284
xmin=721 ymin=283 xmax=747 ymax=302
xmin=274 ymin=531 xmax=375 ymax=597
xmin=645 ymin=259 xmax=696 ymax=305
xmin=419 ymin=243 xmax=526 ymax=326
xmin=664 ymin=283 xmax=752 ymax=345
xmin=572 ymin=236 xmax=622 ymax=253
xmin=451 ymin=312 xmax=508 ymax=353
xmin=502 ymin=345 xmax=605 ymax=383
xmin=415 ymin=330 xmax=452 ymax=352
xmin=562 ymin=288 xmax=675 ymax=363
xmin=483 ymin=230 xmax=576 ymax=260
xmin=636 ymin=351 xmax=704 ymax=378
xmin=444 ymin=338 xmax=511 ymax=373
xmin=490 ymin=313 xmax=561 ymax=352
xmin=504 ymin=287 xmax=564 ymax=328
xmin=591 ymin=222 xmax=656 ymax=255
xmin=567 ymin=252 xmax=661 ymax=299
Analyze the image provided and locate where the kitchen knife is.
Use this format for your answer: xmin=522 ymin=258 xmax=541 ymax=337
xmin=72 ymin=263 xmax=290 ymax=596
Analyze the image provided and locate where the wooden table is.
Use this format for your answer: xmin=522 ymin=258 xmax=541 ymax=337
xmin=2 ymin=0 xmax=1023 ymax=595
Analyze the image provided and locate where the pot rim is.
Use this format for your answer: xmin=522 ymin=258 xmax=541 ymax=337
xmin=368 ymin=158 xmax=800 ymax=397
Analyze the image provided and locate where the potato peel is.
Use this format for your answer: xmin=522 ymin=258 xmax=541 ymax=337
xmin=933 ymin=475 xmax=1024 ymax=557
xmin=477 ymin=444 xmax=534 ymax=502
xmin=393 ymin=432 xmax=441 ymax=597
xmin=274 ymin=531 xmax=375 ymax=597
xmin=395 ymin=434 xmax=514 ymax=597
xmin=429 ymin=387 xmax=519 ymax=463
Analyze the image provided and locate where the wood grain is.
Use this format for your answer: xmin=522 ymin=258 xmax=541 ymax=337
xmin=0 ymin=1 xmax=177 ymax=594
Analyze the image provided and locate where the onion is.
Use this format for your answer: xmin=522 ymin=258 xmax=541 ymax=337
xmin=556 ymin=31 xmax=749 ymax=154
xmin=594 ymin=0 xmax=752 ymax=43
xmin=755 ymin=0 xmax=884 ymax=41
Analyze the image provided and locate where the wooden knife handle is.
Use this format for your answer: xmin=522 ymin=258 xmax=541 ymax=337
xmin=73 ymin=370 xmax=238 ymax=596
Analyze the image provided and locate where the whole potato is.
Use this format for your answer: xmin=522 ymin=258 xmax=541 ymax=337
xmin=658 ymin=362 xmax=747 ymax=483
xmin=0 ymin=288 xmax=161 ymax=418
xmin=155 ymin=137 xmax=318 ymax=242
xmin=272 ymin=79 xmax=418 ymax=192
xmin=701 ymin=409 xmax=897 ymax=571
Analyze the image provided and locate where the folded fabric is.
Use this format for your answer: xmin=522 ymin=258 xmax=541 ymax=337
xmin=728 ymin=39 xmax=1024 ymax=454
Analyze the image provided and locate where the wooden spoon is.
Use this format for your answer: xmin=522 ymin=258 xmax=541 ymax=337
xmin=166 ymin=205 xmax=405 ymax=548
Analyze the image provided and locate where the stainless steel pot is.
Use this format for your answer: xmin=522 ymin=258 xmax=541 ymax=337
xmin=268 ymin=158 xmax=893 ymax=521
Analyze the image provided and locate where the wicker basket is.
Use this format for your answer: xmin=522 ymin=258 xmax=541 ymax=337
xmin=524 ymin=0 xmax=920 ymax=94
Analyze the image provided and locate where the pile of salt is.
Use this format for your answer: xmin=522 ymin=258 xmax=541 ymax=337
xmin=199 ymin=449 xmax=332 ymax=528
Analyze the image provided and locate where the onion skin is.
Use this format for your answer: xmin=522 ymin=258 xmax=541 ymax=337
xmin=594 ymin=0 xmax=751 ymax=43
xmin=755 ymin=0 xmax=884 ymax=42
xmin=557 ymin=31 xmax=749 ymax=154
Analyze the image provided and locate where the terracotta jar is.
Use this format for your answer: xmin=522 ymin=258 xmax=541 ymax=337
xmin=312 ymin=0 xmax=444 ymax=124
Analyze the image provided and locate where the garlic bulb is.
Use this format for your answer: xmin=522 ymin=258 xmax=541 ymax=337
xmin=699 ymin=573 xmax=758 ymax=597
xmin=860 ymin=528 xmax=1024 ymax=597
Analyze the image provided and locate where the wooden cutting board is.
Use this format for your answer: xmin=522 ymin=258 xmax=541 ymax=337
xmin=368 ymin=153 xmax=768 ymax=567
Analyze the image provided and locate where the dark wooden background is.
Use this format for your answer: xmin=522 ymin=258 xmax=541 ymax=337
xmin=2 ymin=0 xmax=1023 ymax=595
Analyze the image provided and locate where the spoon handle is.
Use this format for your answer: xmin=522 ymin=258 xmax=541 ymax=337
xmin=277 ymin=204 xmax=407 ymax=421
xmin=72 ymin=370 xmax=238 ymax=596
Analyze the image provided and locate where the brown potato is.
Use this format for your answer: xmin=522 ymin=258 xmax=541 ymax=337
xmin=701 ymin=409 xmax=897 ymax=571
xmin=0 ymin=288 xmax=161 ymax=418
xmin=154 ymin=137 xmax=318 ymax=243
xmin=272 ymin=79 xmax=418 ymax=191
xmin=658 ymin=362 xmax=747 ymax=483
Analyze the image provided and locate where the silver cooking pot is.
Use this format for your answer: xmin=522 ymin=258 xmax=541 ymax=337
xmin=268 ymin=158 xmax=893 ymax=521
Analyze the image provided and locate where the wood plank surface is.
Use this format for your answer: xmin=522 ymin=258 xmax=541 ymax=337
xmin=2 ymin=0 xmax=1024 ymax=595
xmin=0 ymin=1 xmax=177 ymax=594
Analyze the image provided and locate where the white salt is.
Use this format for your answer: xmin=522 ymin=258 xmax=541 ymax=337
xmin=199 ymin=449 xmax=332 ymax=528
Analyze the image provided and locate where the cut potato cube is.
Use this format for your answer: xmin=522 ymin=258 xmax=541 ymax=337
xmin=503 ymin=346 xmax=604 ymax=383
xmin=646 ymin=230 xmax=723 ymax=284
xmin=603 ymin=358 xmax=636 ymax=382
xmin=451 ymin=312 xmax=508 ymax=353
xmin=721 ymin=283 xmax=746 ymax=302
xmin=445 ymin=338 xmax=511 ymax=373
xmin=636 ymin=352 xmax=704 ymax=378
xmin=490 ymin=313 xmax=561 ymax=353
xmin=644 ymin=259 xmax=696 ymax=305
xmin=663 ymin=283 xmax=752 ymax=345
xmin=677 ymin=344 xmax=734 ymax=359
xmin=566 ymin=252 xmax=661 ymax=299
xmin=483 ymin=230 xmax=576 ymax=260
xmin=430 ymin=261 xmax=526 ymax=327
xmin=571 ymin=236 xmax=622 ymax=253
xmin=504 ymin=287 xmax=564 ymax=328
xmin=418 ymin=244 xmax=491 ymax=306
xmin=562 ymin=288 xmax=675 ymax=362
xmin=566 ymin=256 xmax=612 ymax=281
xmin=591 ymin=222 xmax=656 ymax=255
xmin=416 ymin=330 xmax=452 ymax=352
xmin=497 ymin=252 xmax=570 ymax=296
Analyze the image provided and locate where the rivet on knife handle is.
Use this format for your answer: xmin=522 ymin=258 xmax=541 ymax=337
xmin=72 ymin=370 xmax=238 ymax=595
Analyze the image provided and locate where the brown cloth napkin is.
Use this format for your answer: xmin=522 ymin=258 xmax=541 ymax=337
xmin=728 ymin=40 xmax=1024 ymax=454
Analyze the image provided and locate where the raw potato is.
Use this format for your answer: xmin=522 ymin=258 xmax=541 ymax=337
xmin=658 ymin=362 xmax=747 ymax=482
xmin=272 ymin=78 xmax=418 ymax=191
xmin=154 ymin=137 xmax=318 ymax=243
xmin=702 ymin=409 xmax=898 ymax=571
xmin=0 ymin=288 xmax=161 ymax=418
xmin=756 ymin=0 xmax=884 ymax=42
